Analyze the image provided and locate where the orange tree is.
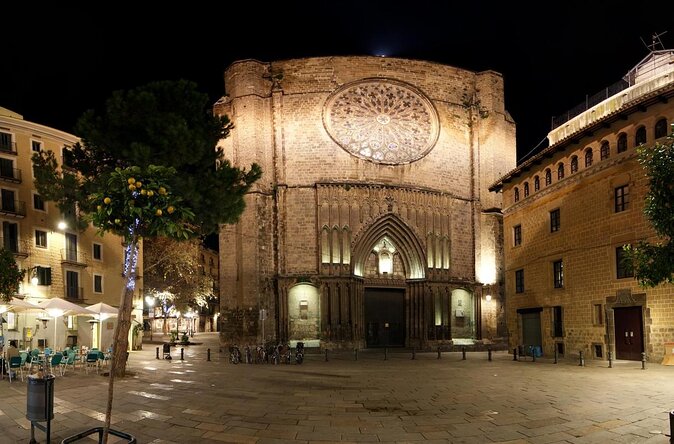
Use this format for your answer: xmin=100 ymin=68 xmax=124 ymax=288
xmin=32 ymin=80 xmax=260 ymax=440
xmin=0 ymin=247 xmax=25 ymax=303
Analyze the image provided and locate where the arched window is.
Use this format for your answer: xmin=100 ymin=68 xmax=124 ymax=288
xmin=514 ymin=187 xmax=520 ymax=202
xmin=617 ymin=133 xmax=627 ymax=153
xmin=331 ymin=227 xmax=341 ymax=264
xmin=584 ymin=148 xmax=593 ymax=167
xmin=545 ymin=169 xmax=552 ymax=186
xmin=557 ymin=163 xmax=564 ymax=180
xmin=523 ymin=182 xmax=529 ymax=197
xmin=570 ymin=156 xmax=578 ymax=173
xmin=321 ymin=227 xmax=330 ymax=263
xmin=655 ymin=118 xmax=668 ymax=139
xmin=635 ymin=126 xmax=647 ymax=146
xmin=534 ymin=176 xmax=540 ymax=191
xmin=600 ymin=141 xmax=610 ymax=160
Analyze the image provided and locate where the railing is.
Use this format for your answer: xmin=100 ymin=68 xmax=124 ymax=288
xmin=0 ymin=167 xmax=21 ymax=183
xmin=0 ymin=200 xmax=26 ymax=216
xmin=0 ymin=141 xmax=18 ymax=155
xmin=60 ymin=249 xmax=89 ymax=266
xmin=551 ymin=78 xmax=630 ymax=129
xmin=0 ymin=237 xmax=31 ymax=256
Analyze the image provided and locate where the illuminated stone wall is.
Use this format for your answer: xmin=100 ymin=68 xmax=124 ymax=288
xmin=216 ymin=57 xmax=516 ymax=346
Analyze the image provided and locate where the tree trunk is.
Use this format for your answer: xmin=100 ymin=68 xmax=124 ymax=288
xmin=103 ymin=236 xmax=139 ymax=443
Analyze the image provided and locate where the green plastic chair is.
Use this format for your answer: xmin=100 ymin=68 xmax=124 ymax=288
xmin=8 ymin=356 xmax=23 ymax=382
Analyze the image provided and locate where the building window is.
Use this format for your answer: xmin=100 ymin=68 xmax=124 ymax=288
xmin=534 ymin=176 xmax=540 ymax=191
xmin=635 ymin=126 xmax=647 ymax=146
xmin=514 ymin=187 xmax=520 ymax=202
xmin=617 ymin=133 xmax=627 ymax=153
xmin=0 ymin=132 xmax=13 ymax=152
xmin=550 ymin=208 xmax=560 ymax=232
xmin=523 ymin=182 xmax=529 ymax=197
xmin=545 ymin=169 xmax=552 ymax=186
xmin=33 ymin=194 xmax=45 ymax=211
xmin=35 ymin=230 xmax=47 ymax=248
xmin=655 ymin=118 xmax=668 ymax=139
xmin=570 ymin=156 xmax=578 ymax=173
xmin=557 ymin=163 xmax=564 ymax=180
xmin=31 ymin=140 xmax=42 ymax=152
xmin=593 ymin=304 xmax=604 ymax=325
xmin=600 ymin=141 xmax=610 ymax=160
xmin=553 ymin=260 xmax=564 ymax=288
xmin=553 ymin=306 xmax=563 ymax=337
xmin=94 ymin=274 xmax=103 ymax=293
xmin=515 ymin=269 xmax=524 ymax=293
xmin=62 ymin=147 xmax=75 ymax=168
xmin=584 ymin=148 xmax=593 ymax=167
xmin=92 ymin=243 xmax=102 ymax=261
xmin=614 ymin=184 xmax=629 ymax=212
xmin=65 ymin=270 xmax=80 ymax=299
xmin=513 ymin=224 xmax=522 ymax=246
xmin=616 ymin=246 xmax=634 ymax=279
xmin=36 ymin=266 xmax=52 ymax=286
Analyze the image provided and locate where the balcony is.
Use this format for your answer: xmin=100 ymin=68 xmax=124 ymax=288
xmin=61 ymin=249 xmax=88 ymax=267
xmin=0 ymin=200 xmax=26 ymax=217
xmin=0 ymin=167 xmax=21 ymax=183
xmin=0 ymin=237 xmax=30 ymax=259
xmin=0 ymin=141 xmax=18 ymax=155
xmin=64 ymin=286 xmax=84 ymax=301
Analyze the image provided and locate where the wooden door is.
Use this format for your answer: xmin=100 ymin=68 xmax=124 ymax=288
xmin=614 ymin=306 xmax=644 ymax=361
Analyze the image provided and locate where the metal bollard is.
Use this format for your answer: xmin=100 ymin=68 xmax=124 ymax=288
xmin=325 ymin=349 xmax=329 ymax=362
xmin=156 ymin=347 xmax=159 ymax=360
xmin=180 ymin=348 xmax=184 ymax=361
xmin=641 ymin=352 xmax=646 ymax=370
xmin=579 ymin=350 xmax=585 ymax=367
xmin=207 ymin=348 xmax=211 ymax=362
xmin=554 ymin=347 xmax=558 ymax=364
xmin=354 ymin=348 xmax=358 ymax=361
xmin=411 ymin=348 xmax=416 ymax=360
xmin=532 ymin=348 xmax=536 ymax=362
xmin=461 ymin=347 xmax=466 ymax=360
xmin=607 ymin=351 xmax=612 ymax=368
xmin=384 ymin=348 xmax=388 ymax=361
xmin=488 ymin=347 xmax=492 ymax=361
xmin=513 ymin=348 xmax=518 ymax=361
xmin=669 ymin=410 xmax=673 ymax=441
xmin=437 ymin=346 xmax=441 ymax=359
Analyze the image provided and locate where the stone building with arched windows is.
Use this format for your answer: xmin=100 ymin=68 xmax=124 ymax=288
xmin=216 ymin=56 xmax=516 ymax=349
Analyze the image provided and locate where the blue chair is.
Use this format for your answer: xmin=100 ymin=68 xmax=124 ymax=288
xmin=60 ymin=351 xmax=76 ymax=375
xmin=50 ymin=353 xmax=64 ymax=376
xmin=8 ymin=356 xmax=23 ymax=382
xmin=85 ymin=352 xmax=99 ymax=374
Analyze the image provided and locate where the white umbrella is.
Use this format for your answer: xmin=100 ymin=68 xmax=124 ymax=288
xmin=85 ymin=302 xmax=119 ymax=349
xmin=0 ymin=298 xmax=44 ymax=345
xmin=37 ymin=298 xmax=96 ymax=350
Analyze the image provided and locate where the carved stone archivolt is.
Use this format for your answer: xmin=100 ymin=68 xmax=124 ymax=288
xmin=323 ymin=79 xmax=439 ymax=165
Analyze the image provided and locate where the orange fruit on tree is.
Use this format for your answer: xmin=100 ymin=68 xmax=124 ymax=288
xmin=127 ymin=178 xmax=136 ymax=184
xmin=103 ymin=197 xmax=111 ymax=204
xmin=167 ymin=206 xmax=175 ymax=214
xmin=155 ymin=209 xmax=163 ymax=216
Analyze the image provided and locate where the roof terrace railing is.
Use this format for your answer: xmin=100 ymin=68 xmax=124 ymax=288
xmin=551 ymin=78 xmax=630 ymax=130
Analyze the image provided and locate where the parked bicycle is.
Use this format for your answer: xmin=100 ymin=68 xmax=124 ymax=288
xmin=229 ymin=345 xmax=241 ymax=364
xmin=295 ymin=341 xmax=304 ymax=364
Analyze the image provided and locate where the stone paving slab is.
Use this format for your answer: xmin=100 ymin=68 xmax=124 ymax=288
xmin=0 ymin=333 xmax=673 ymax=443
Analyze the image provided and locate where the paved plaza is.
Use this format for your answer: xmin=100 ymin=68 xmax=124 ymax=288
xmin=0 ymin=333 xmax=673 ymax=443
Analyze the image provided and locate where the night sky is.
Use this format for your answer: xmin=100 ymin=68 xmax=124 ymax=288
xmin=1 ymin=2 xmax=671 ymax=162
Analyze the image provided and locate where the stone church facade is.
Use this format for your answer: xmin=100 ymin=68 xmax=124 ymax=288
xmin=216 ymin=56 xmax=516 ymax=348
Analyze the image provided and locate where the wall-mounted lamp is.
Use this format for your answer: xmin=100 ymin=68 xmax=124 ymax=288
xmin=57 ymin=221 xmax=68 ymax=231
xmin=87 ymin=319 xmax=99 ymax=331
xmin=30 ymin=268 xmax=39 ymax=286
xmin=37 ymin=314 xmax=50 ymax=329
xmin=485 ymin=294 xmax=492 ymax=302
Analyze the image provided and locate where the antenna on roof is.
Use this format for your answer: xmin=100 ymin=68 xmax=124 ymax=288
xmin=641 ymin=31 xmax=668 ymax=53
